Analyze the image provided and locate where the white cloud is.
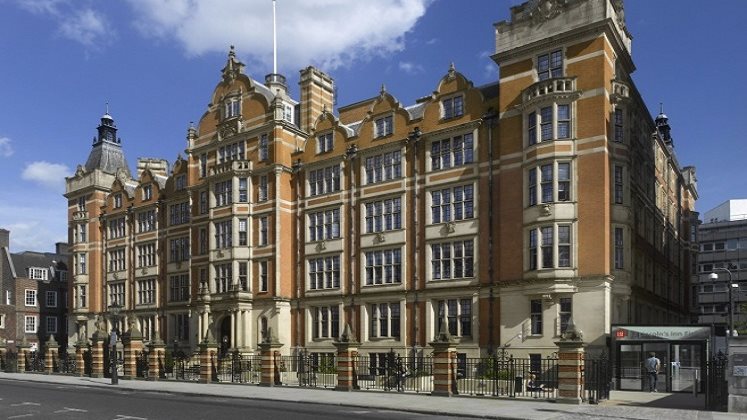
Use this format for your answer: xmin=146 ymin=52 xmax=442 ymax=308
xmin=21 ymin=161 xmax=70 ymax=190
xmin=0 ymin=204 xmax=67 ymax=253
xmin=399 ymin=61 xmax=424 ymax=75
xmin=10 ymin=1 xmax=111 ymax=49
xmin=127 ymin=0 xmax=433 ymax=71
xmin=58 ymin=8 xmax=109 ymax=48
xmin=483 ymin=63 xmax=498 ymax=80
xmin=0 ymin=137 xmax=13 ymax=157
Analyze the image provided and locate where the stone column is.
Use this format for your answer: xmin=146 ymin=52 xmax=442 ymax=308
xmin=90 ymin=331 xmax=106 ymax=378
xmin=74 ymin=340 xmax=87 ymax=376
xmin=44 ymin=335 xmax=59 ymax=374
xmin=333 ymin=324 xmax=359 ymax=391
xmin=198 ymin=329 xmax=218 ymax=384
xmin=555 ymin=318 xmax=585 ymax=404
xmin=429 ymin=321 xmax=457 ymax=397
xmin=258 ymin=327 xmax=283 ymax=387
xmin=122 ymin=324 xmax=144 ymax=380
xmin=147 ymin=337 xmax=166 ymax=381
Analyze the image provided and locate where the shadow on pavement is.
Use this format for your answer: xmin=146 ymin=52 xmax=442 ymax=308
xmin=603 ymin=390 xmax=705 ymax=410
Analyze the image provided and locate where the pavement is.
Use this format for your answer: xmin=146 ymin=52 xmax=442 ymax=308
xmin=0 ymin=372 xmax=746 ymax=419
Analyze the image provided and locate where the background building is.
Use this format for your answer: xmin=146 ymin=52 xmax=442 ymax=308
xmin=695 ymin=199 xmax=747 ymax=340
xmin=0 ymin=229 xmax=69 ymax=352
xmin=65 ymin=0 xmax=697 ymax=360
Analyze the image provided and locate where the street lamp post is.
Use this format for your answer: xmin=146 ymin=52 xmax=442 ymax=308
xmin=108 ymin=304 xmax=122 ymax=385
xmin=710 ymin=267 xmax=737 ymax=351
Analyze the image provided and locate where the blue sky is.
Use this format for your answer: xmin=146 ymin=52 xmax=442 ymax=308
xmin=0 ymin=0 xmax=745 ymax=252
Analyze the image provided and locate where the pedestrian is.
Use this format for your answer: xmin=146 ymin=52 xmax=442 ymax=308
xmin=644 ymin=352 xmax=661 ymax=392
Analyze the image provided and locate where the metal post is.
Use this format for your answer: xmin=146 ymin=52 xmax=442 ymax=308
xmin=108 ymin=304 xmax=122 ymax=385
xmin=710 ymin=267 xmax=735 ymax=352
xmin=110 ymin=329 xmax=118 ymax=385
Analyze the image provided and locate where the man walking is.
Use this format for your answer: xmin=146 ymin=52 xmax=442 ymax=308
xmin=645 ymin=352 xmax=661 ymax=392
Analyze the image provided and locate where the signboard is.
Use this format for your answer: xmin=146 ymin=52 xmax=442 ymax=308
xmin=611 ymin=326 xmax=711 ymax=341
xmin=734 ymin=366 xmax=747 ymax=377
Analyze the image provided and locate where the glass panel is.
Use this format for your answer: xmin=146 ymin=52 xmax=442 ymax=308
xmin=619 ymin=344 xmax=642 ymax=390
xmin=643 ymin=343 xmax=669 ymax=392
xmin=670 ymin=344 xmax=702 ymax=392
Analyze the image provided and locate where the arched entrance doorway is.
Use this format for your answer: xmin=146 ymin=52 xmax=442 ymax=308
xmin=219 ymin=316 xmax=231 ymax=357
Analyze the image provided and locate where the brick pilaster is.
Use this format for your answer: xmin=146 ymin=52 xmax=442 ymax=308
xmin=258 ymin=342 xmax=283 ymax=387
xmin=333 ymin=323 xmax=359 ymax=391
xmin=90 ymin=334 xmax=105 ymax=378
xmin=555 ymin=330 xmax=585 ymax=404
xmin=198 ymin=341 xmax=218 ymax=384
xmin=430 ymin=343 xmax=457 ymax=396
xmin=147 ymin=339 xmax=166 ymax=381
xmin=74 ymin=341 xmax=87 ymax=376
xmin=44 ymin=335 xmax=59 ymax=374
xmin=17 ymin=345 xmax=29 ymax=373
xmin=122 ymin=332 xmax=143 ymax=380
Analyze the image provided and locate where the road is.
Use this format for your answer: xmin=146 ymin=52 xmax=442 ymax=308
xmin=0 ymin=379 xmax=460 ymax=420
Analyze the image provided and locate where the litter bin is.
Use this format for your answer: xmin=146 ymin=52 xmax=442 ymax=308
xmin=514 ymin=376 xmax=523 ymax=392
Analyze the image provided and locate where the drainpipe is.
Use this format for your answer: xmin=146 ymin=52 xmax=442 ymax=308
xmin=407 ymin=127 xmax=422 ymax=353
xmin=292 ymin=159 xmax=303 ymax=351
xmin=483 ymin=109 xmax=498 ymax=355
xmin=345 ymin=145 xmax=358 ymax=326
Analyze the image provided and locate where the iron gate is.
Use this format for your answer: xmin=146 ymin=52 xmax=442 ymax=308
xmin=706 ymin=355 xmax=728 ymax=412
xmin=583 ymin=353 xmax=611 ymax=403
xmin=27 ymin=352 xmax=45 ymax=372
xmin=59 ymin=353 xmax=77 ymax=374
xmin=136 ymin=351 xmax=149 ymax=378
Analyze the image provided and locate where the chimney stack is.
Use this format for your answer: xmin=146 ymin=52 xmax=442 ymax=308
xmin=0 ymin=228 xmax=9 ymax=248
xmin=299 ymin=66 xmax=335 ymax=134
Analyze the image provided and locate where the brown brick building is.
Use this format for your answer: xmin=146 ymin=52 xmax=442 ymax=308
xmin=0 ymin=229 xmax=69 ymax=352
xmin=65 ymin=0 xmax=697 ymax=359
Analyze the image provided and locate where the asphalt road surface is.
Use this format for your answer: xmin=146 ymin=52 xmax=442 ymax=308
xmin=0 ymin=379 xmax=462 ymax=420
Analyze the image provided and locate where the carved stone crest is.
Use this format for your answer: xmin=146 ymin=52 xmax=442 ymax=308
xmin=541 ymin=204 xmax=552 ymax=217
xmin=519 ymin=0 xmax=569 ymax=25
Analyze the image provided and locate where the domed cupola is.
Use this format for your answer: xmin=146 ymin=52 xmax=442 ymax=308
xmin=655 ymin=103 xmax=672 ymax=145
xmin=96 ymin=105 xmax=119 ymax=145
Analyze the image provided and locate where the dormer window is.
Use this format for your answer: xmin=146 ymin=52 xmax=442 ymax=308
xmin=142 ymin=184 xmax=153 ymax=201
xmin=283 ymin=104 xmax=294 ymax=123
xmin=375 ymin=115 xmax=393 ymax=138
xmin=317 ymin=132 xmax=333 ymax=154
xmin=114 ymin=193 xmax=122 ymax=208
xmin=537 ymin=50 xmax=563 ymax=80
xmin=442 ymin=95 xmax=464 ymax=119
xmin=224 ymin=97 xmax=240 ymax=119
xmin=28 ymin=267 xmax=48 ymax=281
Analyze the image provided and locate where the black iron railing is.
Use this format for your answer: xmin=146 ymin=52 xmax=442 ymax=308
xmin=26 ymin=352 xmax=45 ymax=372
xmin=215 ymin=352 xmax=261 ymax=384
xmin=172 ymin=353 xmax=200 ymax=382
xmin=59 ymin=353 xmax=78 ymax=375
xmin=354 ymin=352 xmax=433 ymax=393
xmin=456 ymin=356 xmax=558 ymax=399
xmin=277 ymin=352 xmax=336 ymax=388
